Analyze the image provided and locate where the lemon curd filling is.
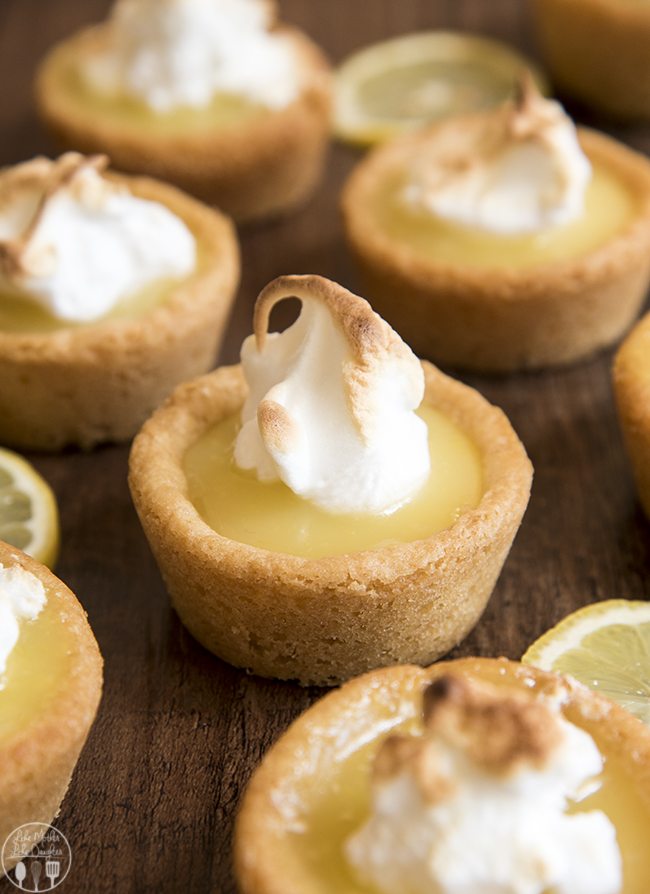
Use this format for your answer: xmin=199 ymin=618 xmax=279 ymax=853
xmin=64 ymin=55 xmax=265 ymax=133
xmin=0 ymin=593 xmax=75 ymax=745
xmin=0 ymin=276 xmax=182 ymax=335
xmin=0 ymin=235 xmax=206 ymax=334
xmin=287 ymin=669 xmax=650 ymax=894
xmin=184 ymin=405 xmax=483 ymax=559
xmin=372 ymin=160 xmax=636 ymax=270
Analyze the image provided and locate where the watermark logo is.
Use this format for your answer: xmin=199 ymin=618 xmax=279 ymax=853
xmin=2 ymin=823 xmax=71 ymax=890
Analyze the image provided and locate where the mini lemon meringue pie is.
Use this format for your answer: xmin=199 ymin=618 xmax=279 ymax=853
xmin=614 ymin=312 xmax=650 ymax=520
xmin=129 ymin=275 xmax=531 ymax=685
xmin=235 ymin=657 xmax=650 ymax=894
xmin=0 ymin=541 xmax=103 ymax=874
xmin=35 ymin=0 xmax=332 ymax=223
xmin=342 ymin=78 xmax=650 ymax=372
xmin=534 ymin=0 xmax=650 ymax=121
xmin=0 ymin=152 xmax=239 ymax=450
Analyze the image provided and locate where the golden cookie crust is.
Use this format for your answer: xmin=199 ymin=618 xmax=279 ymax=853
xmin=35 ymin=25 xmax=332 ymax=223
xmin=342 ymin=128 xmax=650 ymax=373
xmin=613 ymin=312 xmax=650 ymax=519
xmin=0 ymin=167 xmax=240 ymax=451
xmin=234 ymin=656 xmax=650 ymax=894
xmin=0 ymin=541 xmax=103 ymax=874
xmin=534 ymin=0 xmax=650 ymax=121
xmin=128 ymin=359 xmax=532 ymax=686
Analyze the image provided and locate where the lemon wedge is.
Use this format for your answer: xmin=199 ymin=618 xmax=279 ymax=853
xmin=522 ymin=600 xmax=650 ymax=724
xmin=334 ymin=31 xmax=550 ymax=147
xmin=0 ymin=447 xmax=60 ymax=568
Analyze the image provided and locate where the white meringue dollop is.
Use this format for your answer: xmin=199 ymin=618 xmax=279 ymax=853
xmin=233 ymin=276 xmax=431 ymax=516
xmin=0 ymin=154 xmax=196 ymax=323
xmin=346 ymin=676 xmax=622 ymax=894
xmin=83 ymin=0 xmax=300 ymax=113
xmin=0 ymin=563 xmax=47 ymax=679
xmin=404 ymin=78 xmax=592 ymax=235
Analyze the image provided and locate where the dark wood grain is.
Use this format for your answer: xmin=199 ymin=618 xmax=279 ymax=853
xmin=0 ymin=1 xmax=649 ymax=892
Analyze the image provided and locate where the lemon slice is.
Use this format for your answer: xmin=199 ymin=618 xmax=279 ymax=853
xmin=0 ymin=447 xmax=60 ymax=568
xmin=522 ymin=600 xmax=650 ymax=724
xmin=334 ymin=31 xmax=550 ymax=147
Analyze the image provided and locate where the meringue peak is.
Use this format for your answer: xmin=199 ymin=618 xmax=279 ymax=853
xmin=0 ymin=152 xmax=196 ymax=322
xmin=346 ymin=671 xmax=622 ymax=894
xmin=234 ymin=275 xmax=430 ymax=515
xmin=0 ymin=153 xmax=109 ymax=279
xmin=405 ymin=76 xmax=592 ymax=234
xmin=375 ymin=674 xmax=564 ymax=801
xmin=82 ymin=0 xmax=299 ymax=113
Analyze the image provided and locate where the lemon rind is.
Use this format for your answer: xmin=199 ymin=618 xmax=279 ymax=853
xmin=522 ymin=599 xmax=650 ymax=668
xmin=0 ymin=447 xmax=60 ymax=568
xmin=334 ymin=30 xmax=550 ymax=147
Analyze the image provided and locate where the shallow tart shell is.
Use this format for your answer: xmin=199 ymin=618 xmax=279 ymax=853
xmin=614 ymin=312 xmax=650 ymax=519
xmin=534 ymin=0 xmax=650 ymax=121
xmin=35 ymin=25 xmax=332 ymax=224
xmin=0 ymin=170 xmax=240 ymax=451
xmin=0 ymin=540 xmax=103 ymax=874
xmin=128 ymin=361 xmax=532 ymax=686
xmin=342 ymin=128 xmax=650 ymax=373
xmin=234 ymin=656 xmax=650 ymax=894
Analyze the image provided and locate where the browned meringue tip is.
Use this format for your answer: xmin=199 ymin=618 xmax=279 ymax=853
xmin=250 ymin=274 xmax=424 ymax=446
xmin=374 ymin=672 xmax=563 ymax=794
xmin=426 ymin=673 xmax=562 ymax=774
xmin=372 ymin=730 xmax=458 ymax=803
xmin=252 ymin=273 xmax=407 ymax=360
xmin=0 ymin=240 xmax=22 ymax=278
xmin=256 ymin=397 xmax=300 ymax=456
xmin=6 ymin=152 xmax=109 ymax=201
xmin=401 ymin=71 xmax=569 ymax=202
xmin=0 ymin=152 xmax=111 ymax=278
xmin=513 ymin=67 xmax=542 ymax=113
xmin=505 ymin=72 xmax=563 ymax=144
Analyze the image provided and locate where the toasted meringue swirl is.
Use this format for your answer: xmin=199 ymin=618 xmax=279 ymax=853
xmin=404 ymin=76 xmax=592 ymax=235
xmin=82 ymin=0 xmax=299 ymax=113
xmin=234 ymin=275 xmax=430 ymax=515
xmin=346 ymin=673 xmax=622 ymax=894
xmin=0 ymin=153 xmax=196 ymax=322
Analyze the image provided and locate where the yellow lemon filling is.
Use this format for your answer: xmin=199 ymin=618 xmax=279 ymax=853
xmin=0 ymin=232 xmax=210 ymax=334
xmin=183 ymin=405 xmax=483 ymax=559
xmin=0 ymin=275 xmax=182 ymax=335
xmin=0 ymin=593 xmax=75 ymax=744
xmin=371 ymin=159 xmax=636 ymax=270
xmin=63 ymin=52 xmax=265 ymax=133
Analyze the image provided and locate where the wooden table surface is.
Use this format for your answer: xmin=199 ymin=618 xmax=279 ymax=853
xmin=1 ymin=1 xmax=649 ymax=892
